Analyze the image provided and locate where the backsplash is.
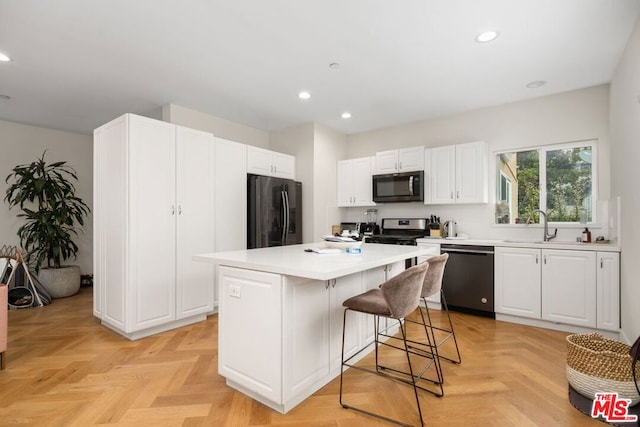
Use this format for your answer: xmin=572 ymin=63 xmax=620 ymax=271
xmin=340 ymin=198 xmax=619 ymax=243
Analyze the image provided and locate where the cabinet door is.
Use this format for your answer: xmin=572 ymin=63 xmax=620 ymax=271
xmin=375 ymin=150 xmax=399 ymax=174
xmin=352 ymin=157 xmax=375 ymax=206
xmin=423 ymin=148 xmax=432 ymax=204
xmin=430 ymin=145 xmax=455 ymax=204
xmin=455 ymin=141 xmax=488 ymax=204
xmin=541 ymin=250 xmax=596 ymax=327
xmin=362 ymin=267 xmax=387 ymax=345
xmin=128 ymin=115 xmax=176 ymax=331
xmin=597 ymin=252 xmax=620 ymax=331
xmin=398 ymin=146 xmax=425 ymax=172
xmin=219 ymin=267 xmax=283 ymax=403
xmin=330 ymin=273 xmax=364 ymax=373
xmin=336 ymin=160 xmax=354 ymax=207
xmin=247 ymin=146 xmax=273 ymax=176
xmin=283 ymin=277 xmax=330 ymax=403
xmin=273 ymin=152 xmax=295 ymax=179
xmin=494 ymin=248 xmax=541 ymax=318
xmin=175 ymin=126 xmax=215 ymax=318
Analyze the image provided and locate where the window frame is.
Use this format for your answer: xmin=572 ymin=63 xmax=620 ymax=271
xmin=494 ymin=139 xmax=598 ymax=226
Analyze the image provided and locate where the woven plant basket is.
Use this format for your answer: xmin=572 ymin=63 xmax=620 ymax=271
xmin=566 ymin=333 xmax=640 ymax=405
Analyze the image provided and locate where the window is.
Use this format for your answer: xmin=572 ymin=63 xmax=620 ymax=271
xmin=495 ymin=140 xmax=596 ymax=224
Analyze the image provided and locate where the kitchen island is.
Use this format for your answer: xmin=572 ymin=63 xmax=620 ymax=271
xmin=193 ymin=243 xmax=436 ymax=413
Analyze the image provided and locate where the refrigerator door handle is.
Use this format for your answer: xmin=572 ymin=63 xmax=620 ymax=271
xmin=284 ymin=190 xmax=290 ymax=242
xmin=281 ymin=190 xmax=287 ymax=244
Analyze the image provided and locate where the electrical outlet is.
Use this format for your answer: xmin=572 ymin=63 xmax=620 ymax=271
xmin=229 ymin=285 xmax=241 ymax=298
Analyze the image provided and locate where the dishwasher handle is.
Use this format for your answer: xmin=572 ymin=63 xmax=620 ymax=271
xmin=441 ymin=247 xmax=494 ymax=255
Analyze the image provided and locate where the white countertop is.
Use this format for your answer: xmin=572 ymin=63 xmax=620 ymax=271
xmin=193 ymin=243 xmax=435 ymax=281
xmin=416 ymin=237 xmax=620 ymax=252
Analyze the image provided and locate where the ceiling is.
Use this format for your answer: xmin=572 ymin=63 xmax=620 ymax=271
xmin=0 ymin=0 xmax=639 ymax=136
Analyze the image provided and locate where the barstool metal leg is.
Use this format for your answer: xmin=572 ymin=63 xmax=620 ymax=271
xmin=340 ymin=308 xmax=426 ymax=427
xmin=438 ymin=290 xmax=462 ymax=364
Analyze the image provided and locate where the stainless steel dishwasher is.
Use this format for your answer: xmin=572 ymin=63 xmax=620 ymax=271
xmin=440 ymin=244 xmax=495 ymax=318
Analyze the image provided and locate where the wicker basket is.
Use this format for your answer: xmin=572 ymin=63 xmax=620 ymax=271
xmin=566 ymin=333 xmax=640 ymax=405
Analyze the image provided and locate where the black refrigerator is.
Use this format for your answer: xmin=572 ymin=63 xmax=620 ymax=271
xmin=247 ymin=174 xmax=302 ymax=249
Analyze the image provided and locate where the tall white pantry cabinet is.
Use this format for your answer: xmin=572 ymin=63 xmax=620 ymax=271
xmin=93 ymin=114 xmax=215 ymax=339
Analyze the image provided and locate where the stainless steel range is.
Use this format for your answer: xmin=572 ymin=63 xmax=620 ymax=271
xmin=365 ymin=218 xmax=428 ymax=245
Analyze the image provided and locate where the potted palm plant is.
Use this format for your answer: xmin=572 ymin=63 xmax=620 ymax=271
xmin=4 ymin=151 xmax=90 ymax=298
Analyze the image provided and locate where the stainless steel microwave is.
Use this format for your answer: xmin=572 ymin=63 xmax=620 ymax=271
xmin=372 ymin=171 xmax=424 ymax=203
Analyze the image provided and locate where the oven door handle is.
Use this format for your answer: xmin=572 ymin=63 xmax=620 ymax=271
xmin=442 ymin=248 xmax=494 ymax=255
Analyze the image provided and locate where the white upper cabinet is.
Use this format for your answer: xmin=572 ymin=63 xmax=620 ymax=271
xmin=375 ymin=146 xmax=424 ymax=174
xmin=247 ymin=146 xmax=295 ymax=179
xmin=428 ymin=141 xmax=488 ymax=204
xmin=337 ymin=157 xmax=376 ymax=207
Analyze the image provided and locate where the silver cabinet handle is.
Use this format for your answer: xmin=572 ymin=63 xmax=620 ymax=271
xmin=456 ymin=191 xmax=460 ymax=199
xmin=536 ymin=255 xmax=539 ymax=264
xmin=171 ymin=205 xmax=175 ymax=215
xmin=399 ymin=161 xmax=402 ymax=169
xmin=450 ymin=192 xmax=454 ymax=200
xmin=600 ymin=259 xmax=603 ymax=268
xmin=274 ymin=165 xmax=277 ymax=174
xmin=544 ymin=256 xmax=547 ymax=264
xmin=178 ymin=205 xmax=182 ymax=215
xmin=271 ymin=165 xmax=274 ymax=173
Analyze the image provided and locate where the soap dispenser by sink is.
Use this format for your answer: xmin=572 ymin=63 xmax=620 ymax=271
xmin=443 ymin=220 xmax=456 ymax=238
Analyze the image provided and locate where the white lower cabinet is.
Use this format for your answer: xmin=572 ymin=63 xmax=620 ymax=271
xmin=218 ymin=262 xmax=404 ymax=412
xmin=495 ymin=247 xmax=541 ymax=319
xmin=541 ymin=249 xmax=596 ymax=327
xmin=218 ymin=267 xmax=283 ymax=403
xmin=596 ymin=252 xmax=620 ymax=331
xmin=495 ymin=247 xmax=618 ymax=331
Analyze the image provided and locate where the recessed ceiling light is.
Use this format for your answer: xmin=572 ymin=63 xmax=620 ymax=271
xmin=341 ymin=112 xmax=352 ymax=119
xmin=0 ymin=52 xmax=11 ymax=62
xmin=526 ymin=80 xmax=547 ymax=89
xmin=475 ymin=31 xmax=498 ymax=43
xmin=298 ymin=91 xmax=311 ymax=100
xmin=0 ymin=94 xmax=10 ymax=100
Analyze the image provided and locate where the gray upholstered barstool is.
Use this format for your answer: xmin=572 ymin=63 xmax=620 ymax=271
xmin=376 ymin=253 xmax=460 ymax=398
xmin=415 ymin=253 xmax=461 ymax=366
xmin=339 ymin=261 xmax=429 ymax=427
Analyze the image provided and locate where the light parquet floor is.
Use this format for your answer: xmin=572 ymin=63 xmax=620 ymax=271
xmin=0 ymin=288 xmax=602 ymax=426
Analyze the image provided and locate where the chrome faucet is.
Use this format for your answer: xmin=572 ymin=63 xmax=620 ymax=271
xmin=527 ymin=209 xmax=557 ymax=242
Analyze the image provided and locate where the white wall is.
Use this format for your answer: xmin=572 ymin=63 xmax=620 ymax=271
xmin=344 ymin=85 xmax=611 ymax=243
xmin=0 ymin=120 xmax=93 ymax=274
xmin=162 ymin=104 xmax=270 ymax=148
xmin=312 ymin=124 xmax=347 ymax=241
xmin=610 ymin=17 xmax=640 ymax=343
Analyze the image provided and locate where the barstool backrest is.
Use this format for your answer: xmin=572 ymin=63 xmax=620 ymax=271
xmin=381 ymin=261 xmax=429 ymax=319
xmin=420 ymin=253 xmax=449 ymax=298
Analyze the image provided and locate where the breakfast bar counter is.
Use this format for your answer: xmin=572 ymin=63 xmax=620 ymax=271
xmin=193 ymin=243 xmax=435 ymax=413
